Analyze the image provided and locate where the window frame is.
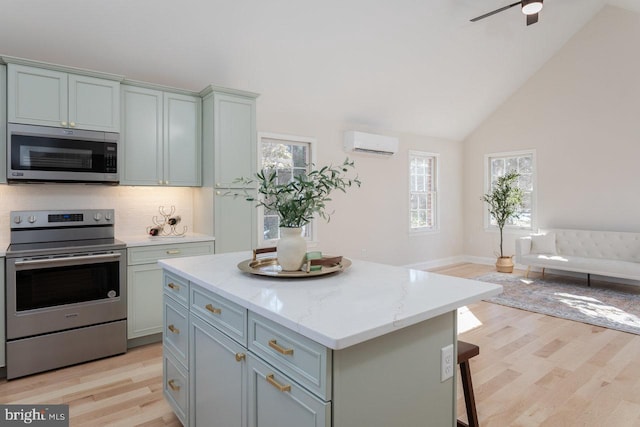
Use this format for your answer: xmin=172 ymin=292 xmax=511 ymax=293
xmin=483 ymin=149 xmax=537 ymax=232
xmin=409 ymin=150 xmax=439 ymax=234
xmin=256 ymin=132 xmax=317 ymax=247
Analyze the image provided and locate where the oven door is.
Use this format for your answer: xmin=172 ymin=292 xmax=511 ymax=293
xmin=6 ymin=249 xmax=127 ymax=340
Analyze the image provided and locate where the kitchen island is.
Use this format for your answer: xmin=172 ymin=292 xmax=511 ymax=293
xmin=159 ymin=252 xmax=502 ymax=427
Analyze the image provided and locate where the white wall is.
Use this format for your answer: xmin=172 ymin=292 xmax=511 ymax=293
xmin=0 ymin=185 xmax=194 ymax=245
xmin=463 ymin=6 xmax=640 ymax=260
xmin=257 ymin=109 xmax=465 ymax=266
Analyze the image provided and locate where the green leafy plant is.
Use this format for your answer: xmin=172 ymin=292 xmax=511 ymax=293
xmin=232 ymin=158 xmax=361 ymax=228
xmin=483 ymin=171 xmax=524 ymax=258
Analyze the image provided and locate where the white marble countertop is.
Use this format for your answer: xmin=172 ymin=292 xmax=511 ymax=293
xmin=159 ymin=251 xmax=502 ymax=350
xmin=118 ymin=233 xmax=215 ymax=247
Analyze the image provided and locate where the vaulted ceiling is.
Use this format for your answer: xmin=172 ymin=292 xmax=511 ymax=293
xmin=1 ymin=1 xmax=638 ymax=141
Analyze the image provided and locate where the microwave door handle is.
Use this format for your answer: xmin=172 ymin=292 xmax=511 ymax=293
xmin=14 ymin=253 xmax=121 ymax=270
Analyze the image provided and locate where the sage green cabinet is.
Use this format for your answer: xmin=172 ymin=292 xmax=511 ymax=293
xmin=1 ymin=65 xmax=6 ymax=184
xmin=7 ymin=64 xmax=120 ymax=132
xmin=0 ymin=259 xmax=5 ymax=367
xmin=120 ymin=85 xmax=201 ymax=186
xmin=195 ymin=87 xmax=259 ymax=253
xmin=127 ymin=241 xmax=214 ymax=340
xmin=190 ymin=314 xmax=247 ymax=427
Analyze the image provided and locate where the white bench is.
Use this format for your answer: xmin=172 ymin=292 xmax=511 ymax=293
xmin=515 ymin=229 xmax=640 ymax=286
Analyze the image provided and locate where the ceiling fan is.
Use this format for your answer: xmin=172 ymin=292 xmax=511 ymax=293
xmin=470 ymin=0 xmax=544 ymax=26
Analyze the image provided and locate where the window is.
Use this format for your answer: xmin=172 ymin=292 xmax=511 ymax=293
xmin=409 ymin=151 xmax=438 ymax=231
xmin=258 ymin=133 xmax=315 ymax=244
xmin=485 ymin=150 xmax=535 ymax=229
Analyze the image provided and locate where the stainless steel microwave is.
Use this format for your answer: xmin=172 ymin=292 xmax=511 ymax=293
xmin=7 ymin=123 xmax=119 ymax=184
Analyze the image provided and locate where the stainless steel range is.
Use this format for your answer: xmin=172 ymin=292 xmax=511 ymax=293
xmin=5 ymin=209 xmax=127 ymax=379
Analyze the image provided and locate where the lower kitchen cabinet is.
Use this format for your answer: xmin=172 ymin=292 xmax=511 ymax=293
xmin=0 ymin=259 xmax=5 ymax=367
xmin=247 ymin=354 xmax=330 ymax=427
xmin=190 ymin=314 xmax=247 ymax=427
xmin=127 ymin=241 xmax=214 ymax=340
xmin=162 ymin=270 xmax=454 ymax=427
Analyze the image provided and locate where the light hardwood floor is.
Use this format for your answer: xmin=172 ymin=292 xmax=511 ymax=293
xmin=1 ymin=263 xmax=639 ymax=426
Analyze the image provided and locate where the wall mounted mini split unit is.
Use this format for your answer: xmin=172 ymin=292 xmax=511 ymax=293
xmin=343 ymin=131 xmax=399 ymax=156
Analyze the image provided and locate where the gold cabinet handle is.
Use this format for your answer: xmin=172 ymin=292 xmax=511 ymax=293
xmin=167 ymin=282 xmax=180 ymax=291
xmin=167 ymin=379 xmax=180 ymax=392
xmin=266 ymin=374 xmax=291 ymax=392
xmin=268 ymin=339 xmax=294 ymax=356
xmin=166 ymin=250 xmax=181 ymax=255
xmin=235 ymin=352 xmax=246 ymax=362
xmin=168 ymin=324 xmax=180 ymax=334
xmin=205 ymin=303 xmax=222 ymax=314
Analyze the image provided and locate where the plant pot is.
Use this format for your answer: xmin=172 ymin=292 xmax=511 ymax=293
xmin=277 ymin=227 xmax=307 ymax=271
xmin=495 ymin=256 xmax=514 ymax=273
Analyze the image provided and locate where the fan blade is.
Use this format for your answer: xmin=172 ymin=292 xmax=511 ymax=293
xmin=470 ymin=1 xmax=521 ymax=22
xmin=526 ymin=13 xmax=539 ymax=25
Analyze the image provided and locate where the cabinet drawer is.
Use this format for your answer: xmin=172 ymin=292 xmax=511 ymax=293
xmin=164 ymin=272 xmax=189 ymax=307
xmin=247 ymin=353 xmax=330 ymax=427
xmin=127 ymin=241 xmax=214 ymax=265
xmin=191 ymin=286 xmax=247 ymax=346
xmin=248 ymin=313 xmax=331 ymax=400
xmin=164 ymin=295 xmax=189 ymax=368
xmin=163 ymin=350 xmax=189 ymax=426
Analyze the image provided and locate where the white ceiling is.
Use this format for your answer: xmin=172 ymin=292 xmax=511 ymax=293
xmin=0 ymin=0 xmax=636 ymax=141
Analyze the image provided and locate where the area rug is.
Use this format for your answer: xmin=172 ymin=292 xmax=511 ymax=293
xmin=473 ymin=272 xmax=640 ymax=335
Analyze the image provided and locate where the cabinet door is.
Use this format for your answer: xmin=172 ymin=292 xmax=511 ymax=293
xmin=120 ymin=85 xmax=163 ymax=185
xmin=127 ymin=264 xmax=163 ymax=339
xmin=0 ymin=260 xmax=4 ymax=367
xmin=69 ymin=74 xmax=120 ymax=132
xmin=7 ymin=64 xmax=68 ymax=127
xmin=247 ymin=354 xmax=330 ymax=427
xmin=0 ymin=65 xmax=6 ymax=184
xmin=164 ymin=92 xmax=201 ymax=186
xmin=190 ymin=314 xmax=247 ymax=427
xmin=214 ymin=190 xmax=256 ymax=253
xmin=214 ymin=93 xmax=256 ymax=187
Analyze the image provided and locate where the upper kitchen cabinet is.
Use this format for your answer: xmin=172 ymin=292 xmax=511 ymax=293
xmin=120 ymin=84 xmax=201 ymax=186
xmin=7 ymin=63 xmax=121 ymax=132
xmin=212 ymin=92 xmax=257 ymax=188
xmin=1 ymin=64 xmax=6 ymax=184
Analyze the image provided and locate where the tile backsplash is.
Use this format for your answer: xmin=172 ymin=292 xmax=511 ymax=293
xmin=0 ymin=184 xmax=195 ymax=244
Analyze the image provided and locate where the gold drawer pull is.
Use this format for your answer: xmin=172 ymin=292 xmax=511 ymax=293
xmin=166 ymin=250 xmax=181 ymax=255
xmin=235 ymin=352 xmax=246 ymax=362
xmin=168 ymin=324 xmax=180 ymax=334
xmin=167 ymin=379 xmax=180 ymax=392
xmin=266 ymin=374 xmax=291 ymax=392
xmin=205 ymin=303 xmax=222 ymax=315
xmin=268 ymin=339 xmax=294 ymax=356
xmin=167 ymin=282 xmax=180 ymax=291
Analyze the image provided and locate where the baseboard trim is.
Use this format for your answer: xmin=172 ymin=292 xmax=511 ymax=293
xmin=404 ymin=255 xmax=467 ymax=271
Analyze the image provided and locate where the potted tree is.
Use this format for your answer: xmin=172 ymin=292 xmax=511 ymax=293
xmin=483 ymin=171 xmax=524 ymax=273
xmin=233 ymin=158 xmax=361 ymax=271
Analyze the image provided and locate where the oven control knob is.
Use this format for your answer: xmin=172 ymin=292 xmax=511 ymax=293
xmin=28 ymin=215 xmax=37 ymax=224
xmin=93 ymin=213 xmax=103 ymax=221
xmin=105 ymin=212 xmax=113 ymax=221
xmin=13 ymin=215 xmax=22 ymax=224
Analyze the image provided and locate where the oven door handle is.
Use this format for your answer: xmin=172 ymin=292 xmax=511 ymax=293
xmin=14 ymin=253 xmax=122 ymax=270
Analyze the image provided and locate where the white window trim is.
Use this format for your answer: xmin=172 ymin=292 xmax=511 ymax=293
xmin=409 ymin=150 xmax=440 ymax=234
xmin=483 ymin=149 xmax=537 ymax=232
xmin=257 ymin=132 xmax=318 ymax=247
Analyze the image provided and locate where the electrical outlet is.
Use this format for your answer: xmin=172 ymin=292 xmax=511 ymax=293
xmin=441 ymin=344 xmax=454 ymax=382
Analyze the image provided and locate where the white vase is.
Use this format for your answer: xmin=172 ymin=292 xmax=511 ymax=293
xmin=277 ymin=227 xmax=307 ymax=271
